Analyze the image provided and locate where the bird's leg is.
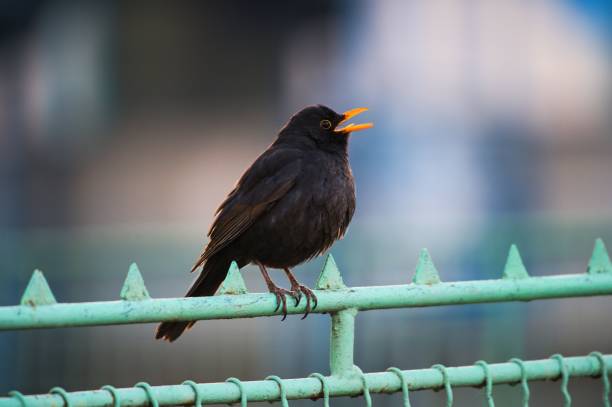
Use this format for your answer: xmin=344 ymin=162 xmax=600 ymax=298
xmin=283 ymin=268 xmax=318 ymax=319
xmin=256 ymin=261 xmax=291 ymax=320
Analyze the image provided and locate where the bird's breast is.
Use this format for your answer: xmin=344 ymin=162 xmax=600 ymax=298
xmin=244 ymin=154 xmax=356 ymax=268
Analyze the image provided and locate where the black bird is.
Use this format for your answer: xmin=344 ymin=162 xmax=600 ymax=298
xmin=156 ymin=105 xmax=373 ymax=342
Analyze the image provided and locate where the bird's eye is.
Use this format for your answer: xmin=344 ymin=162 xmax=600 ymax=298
xmin=320 ymin=119 xmax=332 ymax=130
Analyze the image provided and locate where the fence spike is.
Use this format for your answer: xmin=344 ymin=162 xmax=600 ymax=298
xmin=413 ymin=249 xmax=441 ymax=284
xmin=502 ymin=245 xmax=529 ymax=279
xmin=316 ymin=253 xmax=346 ymax=290
xmin=218 ymin=261 xmax=248 ymax=295
xmin=20 ymin=270 xmax=57 ymax=306
xmin=120 ymin=263 xmax=151 ymax=301
xmin=587 ymin=238 xmax=612 ymax=275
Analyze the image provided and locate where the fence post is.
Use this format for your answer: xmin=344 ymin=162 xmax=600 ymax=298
xmin=315 ymin=254 xmax=360 ymax=377
xmin=330 ymin=308 xmax=358 ymax=376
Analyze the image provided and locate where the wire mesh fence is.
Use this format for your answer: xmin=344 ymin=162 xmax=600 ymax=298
xmin=1 ymin=239 xmax=611 ymax=406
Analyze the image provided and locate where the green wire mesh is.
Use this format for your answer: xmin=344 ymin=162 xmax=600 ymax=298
xmin=1 ymin=354 xmax=611 ymax=407
xmin=431 ymin=364 xmax=453 ymax=407
xmin=1 ymin=240 xmax=611 ymax=406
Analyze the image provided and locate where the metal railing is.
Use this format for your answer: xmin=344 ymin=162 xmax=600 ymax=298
xmin=1 ymin=239 xmax=611 ymax=406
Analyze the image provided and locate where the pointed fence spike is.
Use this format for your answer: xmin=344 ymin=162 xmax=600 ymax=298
xmin=502 ymin=244 xmax=530 ymax=279
xmin=587 ymin=238 xmax=612 ymax=275
xmin=315 ymin=253 xmax=346 ymax=290
xmin=218 ymin=261 xmax=248 ymax=295
xmin=20 ymin=270 xmax=57 ymax=306
xmin=413 ymin=248 xmax=441 ymax=284
xmin=120 ymin=263 xmax=151 ymax=301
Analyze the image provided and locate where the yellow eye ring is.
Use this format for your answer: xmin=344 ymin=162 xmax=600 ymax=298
xmin=320 ymin=119 xmax=332 ymax=129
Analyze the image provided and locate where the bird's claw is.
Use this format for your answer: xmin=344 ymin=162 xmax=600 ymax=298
xmin=289 ymin=284 xmax=318 ymax=319
xmin=291 ymin=290 xmax=302 ymax=306
xmin=267 ymin=282 xmax=317 ymax=321
xmin=269 ymin=286 xmax=292 ymax=320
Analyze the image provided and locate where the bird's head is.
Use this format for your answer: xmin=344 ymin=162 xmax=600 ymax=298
xmin=278 ymin=105 xmax=373 ymax=150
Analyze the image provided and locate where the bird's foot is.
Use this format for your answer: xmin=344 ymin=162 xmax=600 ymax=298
xmin=267 ymin=285 xmax=293 ymax=321
xmin=289 ymin=283 xmax=318 ymax=319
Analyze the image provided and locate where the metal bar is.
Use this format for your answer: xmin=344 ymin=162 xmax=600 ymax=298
xmin=330 ymin=308 xmax=358 ymax=376
xmin=1 ymin=273 xmax=611 ymax=330
xmin=1 ymin=354 xmax=609 ymax=407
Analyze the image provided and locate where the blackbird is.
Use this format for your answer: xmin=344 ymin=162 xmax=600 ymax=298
xmin=155 ymin=105 xmax=373 ymax=342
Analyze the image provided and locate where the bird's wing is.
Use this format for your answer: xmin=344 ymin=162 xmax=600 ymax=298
xmin=191 ymin=147 xmax=302 ymax=271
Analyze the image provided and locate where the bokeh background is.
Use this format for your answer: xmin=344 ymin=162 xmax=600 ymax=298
xmin=1 ymin=1 xmax=611 ymax=406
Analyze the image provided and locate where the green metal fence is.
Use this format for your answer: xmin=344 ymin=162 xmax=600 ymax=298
xmin=1 ymin=240 xmax=611 ymax=406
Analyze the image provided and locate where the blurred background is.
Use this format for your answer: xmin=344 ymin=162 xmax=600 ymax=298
xmin=1 ymin=0 xmax=611 ymax=405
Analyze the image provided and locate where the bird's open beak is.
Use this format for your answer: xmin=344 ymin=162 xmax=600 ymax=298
xmin=334 ymin=107 xmax=374 ymax=134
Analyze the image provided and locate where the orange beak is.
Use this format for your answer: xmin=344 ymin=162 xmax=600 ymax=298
xmin=334 ymin=107 xmax=374 ymax=134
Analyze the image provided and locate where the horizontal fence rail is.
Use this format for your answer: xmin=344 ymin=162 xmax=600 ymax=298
xmin=1 ymin=240 xmax=612 ymax=330
xmin=2 ymin=272 xmax=612 ymax=330
xmin=1 ymin=354 xmax=610 ymax=407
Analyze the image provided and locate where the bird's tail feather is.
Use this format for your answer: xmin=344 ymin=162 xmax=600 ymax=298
xmin=155 ymin=256 xmax=231 ymax=342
